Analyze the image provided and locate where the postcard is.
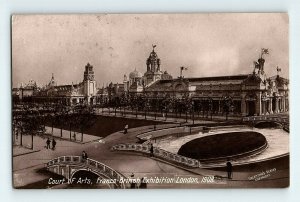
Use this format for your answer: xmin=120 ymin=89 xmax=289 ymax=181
xmin=12 ymin=13 xmax=289 ymax=189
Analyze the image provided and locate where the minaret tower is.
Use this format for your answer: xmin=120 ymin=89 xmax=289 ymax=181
xmin=83 ymin=63 xmax=96 ymax=104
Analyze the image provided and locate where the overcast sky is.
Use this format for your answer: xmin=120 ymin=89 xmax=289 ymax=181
xmin=12 ymin=13 xmax=288 ymax=87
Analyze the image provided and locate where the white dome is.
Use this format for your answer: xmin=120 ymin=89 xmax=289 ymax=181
xmin=129 ymin=69 xmax=143 ymax=79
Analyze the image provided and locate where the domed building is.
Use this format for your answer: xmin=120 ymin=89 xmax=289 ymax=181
xmin=144 ymin=46 xmax=164 ymax=86
xmin=124 ymin=68 xmax=144 ymax=93
xmin=129 ymin=68 xmax=143 ymax=86
xmin=121 ymin=46 xmax=288 ymax=117
xmin=123 ymin=45 xmax=173 ymax=94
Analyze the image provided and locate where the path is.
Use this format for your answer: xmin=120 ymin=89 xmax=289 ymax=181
xmin=13 ymin=121 xmax=289 ymax=188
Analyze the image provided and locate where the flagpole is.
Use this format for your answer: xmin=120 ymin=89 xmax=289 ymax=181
xmin=180 ymin=67 xmax=183 ymax=78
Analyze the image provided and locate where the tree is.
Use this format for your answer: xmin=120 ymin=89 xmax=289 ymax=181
xmin=223 ymin=96 xmax=233 ymax=121
xmin=18 ymin=106 xmax=46 ymax=150
xmin=73 ymin=105 xmax=97 ymax=142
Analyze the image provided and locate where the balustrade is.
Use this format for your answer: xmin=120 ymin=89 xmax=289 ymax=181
xmin=112 ymin=143 xmax=200 ymax=168
xmin=46 ymin=155 xmax=126 ymax=188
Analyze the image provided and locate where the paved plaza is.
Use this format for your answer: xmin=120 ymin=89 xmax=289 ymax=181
xmin=13 ymin=116 xmax=289 ymax=188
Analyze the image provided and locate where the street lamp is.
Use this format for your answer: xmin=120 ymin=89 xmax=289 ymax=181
xmin=192 ymin=100 xmax=195 ymax=125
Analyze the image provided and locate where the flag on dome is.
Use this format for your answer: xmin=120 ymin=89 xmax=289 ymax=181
xmin=262 ymin=48 xmax=269 ymax=55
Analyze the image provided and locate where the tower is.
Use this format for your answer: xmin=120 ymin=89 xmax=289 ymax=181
xmin=144 ymin=45 xmax=163 ymax=86
xmin=123 ymin=74 xmax=129 ymax=93
xmin=83 ymin=63 xmax=96 ymax=104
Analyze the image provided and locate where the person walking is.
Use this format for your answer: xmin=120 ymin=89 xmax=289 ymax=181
xmin=73 ymin=132 xmax=76 ymax=141
xmin=46 ymin=138 xmax=51 ymax=149
xmin=129 ymin=173 xmax=136 ymax=189
xmin=51 ymin=138 xmax=56 ymax=150
xmin=81 ymin=151 xmax=88 ymax=162
xmin=124 ymin=124 xmax=128 ymax=134
xmin=139 ymin=177 xmax=147 ymax=189
xmin=149 ymin=143 xmax=154 ymax=157
xmin=226 ymin=159 xmax=233 ymax=179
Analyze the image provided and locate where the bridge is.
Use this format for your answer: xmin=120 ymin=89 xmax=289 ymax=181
xmin=111 ymin=143 xmax=200 ymax=168
xmin=46 ymin=156 xmax=127 ymax=189
xmin=242 ymin=115 xmax=289 ymax=132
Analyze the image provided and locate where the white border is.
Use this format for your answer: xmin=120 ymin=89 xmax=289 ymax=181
xmin=1 ymin=0 xmax=299 ymax=202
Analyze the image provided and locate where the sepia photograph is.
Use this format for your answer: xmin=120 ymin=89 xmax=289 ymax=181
xmin=12 ymin=13 xmax=289 ymax=189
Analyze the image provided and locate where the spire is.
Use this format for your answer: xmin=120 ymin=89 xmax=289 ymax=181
xmin=52 ymin=73 xmax=54 ymax=80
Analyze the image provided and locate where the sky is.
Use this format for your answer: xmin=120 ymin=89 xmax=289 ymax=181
xmin=12 ymin=13 xmax=289 ymax=87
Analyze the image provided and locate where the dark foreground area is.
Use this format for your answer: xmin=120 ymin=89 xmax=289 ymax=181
xmin=52 ymin=115 xmax=166 ymax=138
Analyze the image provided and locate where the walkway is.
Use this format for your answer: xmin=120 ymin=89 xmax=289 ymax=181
xmin=13 ymin=120 xmax=289 ymax=188
xmin=155 ymin=126 xmax=289 ymax=167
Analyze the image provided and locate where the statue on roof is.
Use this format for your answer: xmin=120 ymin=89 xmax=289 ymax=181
xmin=152 ymin=44 xmax=156 ymax=52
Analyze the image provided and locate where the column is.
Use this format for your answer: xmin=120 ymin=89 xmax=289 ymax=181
xmin=283 ymin=97 xmax=286 ymax=112
xmin=256 ymin=92 xmax=262 ymax=116
xmin=241 ymin=95 xmax=246 ymax=116
xmin=279 ymin=98 xmax=282 ymax=112
xmin=269 ymin=99 xmax=273 ymax=114
xmin=261 ymin=101 xmax=265 ymax=115
xmin=218 ymin=99 xmax=221 ymax=114
xmin=275 ymin=98 xmax=279 ymax=113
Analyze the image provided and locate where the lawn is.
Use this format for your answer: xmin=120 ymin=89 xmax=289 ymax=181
xmin=178 ymin=131 xmax=267 ymax=160
xmin=52 ymin=115 xmax=165 ymax=138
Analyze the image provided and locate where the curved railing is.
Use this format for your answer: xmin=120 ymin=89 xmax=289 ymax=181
xmin=242 ymin=116 xmax=289 ymax=124
xmin=46 ymin=156 xmax=127 ymax=188
xmin=111 ymin=143 xmax=200 ymax=168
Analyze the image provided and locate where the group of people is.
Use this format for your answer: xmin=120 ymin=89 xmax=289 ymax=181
xmin=129 ymin=173 xmax=147 ymax=189
xmin=46 ymin=137 xmax=56 ymax=150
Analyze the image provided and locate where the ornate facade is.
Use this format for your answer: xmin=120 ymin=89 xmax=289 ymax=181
xmin=122 ymin=47 xmax=289 ymax=116
xmin=17 ymin=63 xmax=97 ymax=105
xmin=123 ymin=46 xmax=172 ymax=94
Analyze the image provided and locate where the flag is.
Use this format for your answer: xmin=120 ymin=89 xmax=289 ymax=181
xmin=152 ymin=44 xmax=156 ymax=48
xmin=180 ymin=66 xmax=188 ymax=71
xmin=262 ymin=48 xmax=269 ymax=55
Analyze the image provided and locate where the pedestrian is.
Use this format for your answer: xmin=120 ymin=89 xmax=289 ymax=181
xmin=149 ymin=143 xmax=154 ymax=157
xmin=46 ymin=138 xmax=51 ymax=149
xmin=226 ymin=159 xmax=233 ymax=179
xmin=82 ymin=150 xmax=88 ymax=162
xmin=130 ymin=173 xmax=136 ymax=189
xmin=52 ymin=138 xmax=56 ymax=150
xmin=73 ymin=132 xmax=76 ymax=141
xmin=124 ymin=124 xmax=128 ymax=134
xmin=139 ymin=177 xmax=147 ymax=189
